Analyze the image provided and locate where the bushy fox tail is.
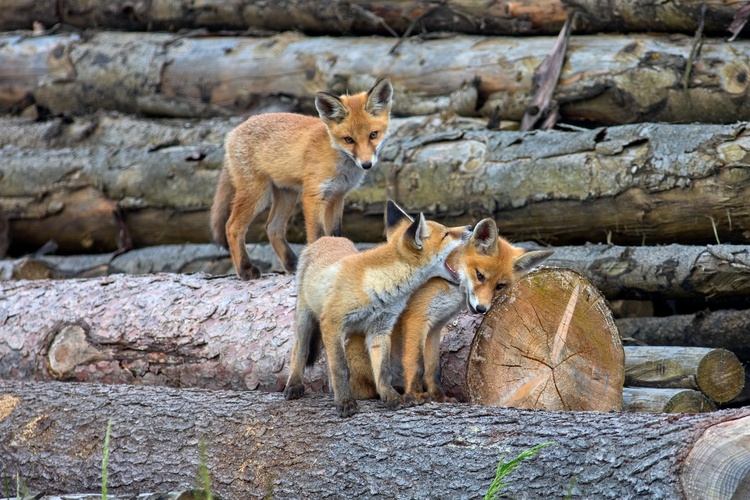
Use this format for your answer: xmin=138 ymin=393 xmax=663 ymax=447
xmin=210 ymin=165 xmax=233 ymax=248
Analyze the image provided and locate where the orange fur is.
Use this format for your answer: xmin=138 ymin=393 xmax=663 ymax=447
xmin=347 ymin=219 xmax=553 ymax=405
xmin=284 ymin=201 xmax=471 ymax=417
xmin=210 ymin=79 xmax=393 ymax=280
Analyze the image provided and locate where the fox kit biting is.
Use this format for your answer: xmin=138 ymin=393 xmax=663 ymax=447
xmin=348 ymin=218 xmax=553 ymax=405
xmin=284 ymin=201 xmax=471 ymax=417
xmin=210 ymin=78 xmax=393 ymax=280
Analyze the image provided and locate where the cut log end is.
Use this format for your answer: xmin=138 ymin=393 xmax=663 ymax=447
xmin=466 ymin=268 xmax=624 ymax=411
xmin=682 ymin=415 xmax=750 ymax=499
xmin=622 ymin=387 xmax=717 ymax=414
xmin=697 ymin=348 xmax=746 ymax=404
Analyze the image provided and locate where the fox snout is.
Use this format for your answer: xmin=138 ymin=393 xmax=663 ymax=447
xmin=361 ymin=161 xmax=373 ymax=170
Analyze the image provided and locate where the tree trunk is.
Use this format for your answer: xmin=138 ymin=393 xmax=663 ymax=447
xmin=1 ymin=380 xmax=750 ymax=498
xmin=4 ymin=242 xmax=750 ymax=303
xmin=622 ymin=387 xmax=717 ymax=414
xmin=5 ymin=31 xmax=750 ymax=124
xmin=0 ymin=0 xmax=739 ymax=37
xmin=466 ymin=268 xmax=624 ymax=411
xmin=618 ymin=308 xmax=750 ymax=363
xmin=624 ymin=346 xmax=745 ymax=404
xmin=3 ymin=114 xmax=750 ymax=254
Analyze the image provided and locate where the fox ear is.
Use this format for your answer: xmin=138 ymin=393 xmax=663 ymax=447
xmin=405 ymin=213 xmax=429 ymax=250
xmin=366 ymin=78 xmax=393 ymax=116
xmin=385 ymin=200 xmax=413 ymax=233
xmin=513 ymin=249 xmax=554 ymax=276
xmin=471 ymin=218 xmax=499 ymax=255
xmin=315 ymin=92 xmax=349 ymax=124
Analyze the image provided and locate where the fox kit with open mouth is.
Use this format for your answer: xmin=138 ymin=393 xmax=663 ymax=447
xmin=284 ymin=201 xmax=471 ymax=417
xmin=348 ymin=218 xmax=553 ymax=404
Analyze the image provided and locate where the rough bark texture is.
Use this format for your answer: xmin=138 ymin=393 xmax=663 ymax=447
xmin=5 ymin=31 xmax=750 ymax=124
xmin=0 ymin=273 xmax=329 ymax=394
xmin=3 ymin=114 xmax=750 ymax=254
xmin=466 ymin=268 xmax=624 ymax=411
xmin=2 ymin=380 xmax=750 ymax=498
xmin=0 ymin=0 xmax=739 ymax=36
xmin=6 ymin=242 xmax=750 ymax=303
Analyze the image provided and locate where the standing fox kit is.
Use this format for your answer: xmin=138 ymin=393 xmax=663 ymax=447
xmin=284 ymin=201 xmax=471 ymax=417
xmin=211 ymin=78 xmax=394 ymax=280
xmin=348 ymin=219 xmax=553 ymax=404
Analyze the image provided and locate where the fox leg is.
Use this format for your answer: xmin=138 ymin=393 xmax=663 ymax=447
xmin=266 ymin=185 xmax=300 ymax=273
xmin=225 ymin=177 xmax=271 ymax=280
xmin=301 ymin=192 xmax=328 ymax=242
xmin=284 ymin=305 xmax=320 ymax=400
xmin=321 ymin=316 xmax=358 ymax=417
xmin=368 ymin=332 xmax=403 ymax=410
xmin=424 ymin=327 xmax=457 ymax=403
xmin=346 ymin=334 xmax=379 ymax=400
xmin=322 ymin=194 xmax=346 ymax=237
xmin=401 ymin=322 xmax=430 ymax=407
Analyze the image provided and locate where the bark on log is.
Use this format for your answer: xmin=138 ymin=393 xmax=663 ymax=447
xmin=622 ymin=387 xmax=717 ymax=414
xmin=1 ymin=381 xmax=750 ymax=498
xmin=618 ymin=308 xmax=750 ymax=362
xmin=466 ymin=268 xmax=624 ymax=411
xmin=0 ymin=0 xmax=740 ymax=37
xmin=3 ymin=114 xmax=750 ymax=254
xmin=5 ymin=242 xmax=750 ymax=302
xmin=624 ymin=346 xmax=745 ymax=404
xmin=6 ymin=31 xmax=750 ymax=124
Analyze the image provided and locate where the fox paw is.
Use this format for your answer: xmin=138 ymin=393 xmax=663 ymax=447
xmin=383 ymin=394 xmax=404 ymax=411
xmin=283 ymin=383 xmax=305 ymax=400
xmin=430 ymin=392 xmax=458 ymax=404
xmin=336 ymin=397 xmax=359 ymax=418
xmin=238 ymin=263 xmax=262 ymax=281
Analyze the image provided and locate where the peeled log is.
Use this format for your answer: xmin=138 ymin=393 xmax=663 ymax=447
xmin=4 ymin=242 xmax=750 ymax=304
xmin=618 ymin=309 xmax=750 ymax=362
xmin=624 ymin=346 xmax=745 ymax=404
xmin=3 ymin=381 xmax=750 ymax=498
xmin=622 ymin=387 xmax=717 ymax=414
xmin=3 ymin=114 xmax=750 ymax=254
xmin=7 ymin=31 xmax=750 ymax=124
xmin=466 ymin=268 xmax=624 ymax=411
xmin=0 ymin=0 xmax=737 ymax=36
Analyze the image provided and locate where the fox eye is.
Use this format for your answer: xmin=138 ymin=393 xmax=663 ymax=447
xmin=476 ymin=270 xmax=485 ymax=283
xmin=369 ymin=131 xmax=379 ymax=140
xmin=496 ymin=283 xmax=506 ymax=291
xmin=344 ymin=136 xmax=355 ymax=144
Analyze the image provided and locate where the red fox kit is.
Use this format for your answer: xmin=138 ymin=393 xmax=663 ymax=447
xmin=284 ymin=201 xmax=471 ymax=417
xmin=210 ymin=78 xmax=394 ymax=280
xmin=348 ymin=218 xmax=553 ymax=404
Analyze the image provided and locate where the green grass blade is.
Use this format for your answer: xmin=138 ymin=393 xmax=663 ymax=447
xmin=484 ymin=442 xmax=555 ymax=500
xmin=102 ymin=418 xmax=112 ymax=500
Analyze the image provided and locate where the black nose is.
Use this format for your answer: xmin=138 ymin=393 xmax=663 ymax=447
xmin=362 ymin=162 xmax=372 ymax=170
xmin=476 ymin=304 xmax=487 ymax=314
xmin=466 ymin=225 xmax=473 ymax=232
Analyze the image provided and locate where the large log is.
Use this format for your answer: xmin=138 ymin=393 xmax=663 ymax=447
xmin=5 ymin=242 xmax=750 ymax=302
xmin=0 ymin=0 xmax=739 ymax=37
xmin=6 ymin=31 xmax=750 ymax=124
xmin=1 ymin=380 xmax=750 ymax=498
xmin=466 ymin=268 xmax=623 ymax=411
xmin=618 ymin=308 xmax=750 ymax=362
xmin=3 ymin=114 xmax=750 ymax=254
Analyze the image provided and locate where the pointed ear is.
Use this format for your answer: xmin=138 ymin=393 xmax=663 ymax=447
xmin=385 ymin=200 xmax=413 ymax=234
xmin=471 ymin=218 xmax=499 ymax=255
xmin=405 ymin=213 xmax=429 ymax=250
xmin=513 ymin=249 xmax=554 ymax=276
xmin=315 ymin=92 xmax=349 ymax=124
xmin=365 ymin=78 xmax=393 ymax=116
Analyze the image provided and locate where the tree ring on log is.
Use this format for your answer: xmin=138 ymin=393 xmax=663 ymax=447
xmin=466 ymin=268 xmax=624 ymax=411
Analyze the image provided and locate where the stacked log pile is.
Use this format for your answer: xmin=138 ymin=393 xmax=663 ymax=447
xmin=2 ymin=0 xmax=750 ymax=497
